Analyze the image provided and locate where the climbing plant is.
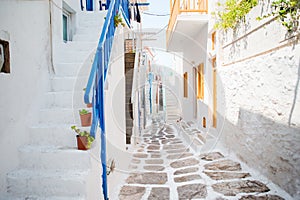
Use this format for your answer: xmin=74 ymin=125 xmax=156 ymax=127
xmin=114 ymin=12 xmax=125 ymax=28
xmin=214 ymin=0 xmax=258 ymax=30
xmin=256 ymin=0 xmax=300 ymax=32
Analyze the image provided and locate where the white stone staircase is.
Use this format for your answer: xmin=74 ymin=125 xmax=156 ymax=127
xmin=165 ymin=88 xmax=181 ymax=123
xmin=163 ymin=87 xmax=218 ymax=153
xmin=5 ymin=11 xmax=107 ymax=200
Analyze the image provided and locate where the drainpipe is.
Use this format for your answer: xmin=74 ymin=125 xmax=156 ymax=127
xmin=48 ymin=0 xmax=55 ymax=74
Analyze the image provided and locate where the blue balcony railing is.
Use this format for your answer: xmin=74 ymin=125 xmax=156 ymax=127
xmin=83 ymin=0 xmax=130 ymax=199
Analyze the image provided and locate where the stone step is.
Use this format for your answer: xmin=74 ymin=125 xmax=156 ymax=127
xmin=56 ymin=50 xmax=92 ymax=63
xmin=7 ymin=169 xmax=89 ymax=197
xmin=28 ymin=124 xmax=78 ymax=146
xmin=43 ymin=91 xmax=86 ymax=109
xmin=76 ymin=26 xmax=101 ymax=35
xmin=48 ymin=76 xmax=87 ymax=92
xmin=166 ymin=108 xmax=180 ymax=113
xmin=73 ymin=34 xmax=100 ymax=42
xmin=38 ymin=108 xmax=80 ymax=125
xmin=166 ymin=104 xmax=178 ymax=107
xmin=54 ymin=63 xmax=83 ymax=77
xmin=58 ymin=41 xmax=97 ymax=52
xmin=19 ymin=145 xmax=91 ymax=170
xmin=77 ymin=11 xmax=107 ymax=26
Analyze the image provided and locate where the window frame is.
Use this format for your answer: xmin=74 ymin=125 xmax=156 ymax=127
xmin=183 ymin=72 xmax=188 ymax=98
xmin=212 ymin=31 xmax=216 ymax=50
xmin=62 ymin=11 xmax=70 ymax=42
xmin=197 ymin=63 xmax=204 ymax=100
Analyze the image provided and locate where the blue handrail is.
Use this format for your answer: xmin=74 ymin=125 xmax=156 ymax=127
xmin=83 ymin=0 xmax=130 ymax=199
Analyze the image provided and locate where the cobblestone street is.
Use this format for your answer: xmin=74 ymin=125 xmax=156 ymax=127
xmin=118 ymin=123 xmax=287 ymax=200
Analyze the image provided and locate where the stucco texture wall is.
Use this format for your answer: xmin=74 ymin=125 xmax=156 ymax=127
xmin=218 ymin=44 xmax=300 ymax=198
xmin=0 ymin=0 xmax=51 ymax=195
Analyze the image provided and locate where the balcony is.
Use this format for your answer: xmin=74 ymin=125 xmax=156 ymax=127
xmin=167 ymin=0 xmax=209 ymax=50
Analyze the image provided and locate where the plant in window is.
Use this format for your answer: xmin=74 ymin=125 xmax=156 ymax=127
xmin=256 ymin=0 xmax=300 ymax=32
xmin=114 ymin=12 xmax=125 ymax=28
xmin=214 ymin=0 xmax=258 ymax=30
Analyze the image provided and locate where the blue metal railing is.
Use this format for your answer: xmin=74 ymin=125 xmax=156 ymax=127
xmin=83 ymin=0 xmax=130 ymax=199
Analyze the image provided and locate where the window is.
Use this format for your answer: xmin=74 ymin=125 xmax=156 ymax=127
xmin=124 ymin=39 xmax=136 ymax=53
xmin=197 ymin=63 xmax=204 ymax=99
xmin=212 ymin=31 xmax=216 ymax=50
xmin=183 ymin=72 xmax=188 ymax=98
xmin=62 ymin=13 xmax=70 ymax=42
xmin=62 ymin=2 xmax=75 ymax=42
xmin=203 ymin=117 xmax=206 ymax=128
xmin=0 ymin=39 xmax=10 ymax=74
xmin=62 ymin=14 xmax=68 ymax=42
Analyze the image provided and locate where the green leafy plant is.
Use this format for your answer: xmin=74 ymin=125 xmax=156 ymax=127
xmin=114 ymin=13 xmax=125 ymax=28
xmin=256 ymin=0 xmax=300 ymax=32
xmin=79 ymin=109 xmax=90 ymax=115
xmin=214 ymin=0 xmax=258 ymax=30
xmin=71 ymin=126 xmax=94 ymax=149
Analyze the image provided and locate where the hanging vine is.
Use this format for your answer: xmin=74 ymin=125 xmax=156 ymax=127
xmin=214 ymin=0 xmax=258 ymax=30
xmin=256 ymin=0 xmax=300 ymax=32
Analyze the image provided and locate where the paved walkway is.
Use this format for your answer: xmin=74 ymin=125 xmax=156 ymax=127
xmin=118 ymin=123 xmax=286 ymax=200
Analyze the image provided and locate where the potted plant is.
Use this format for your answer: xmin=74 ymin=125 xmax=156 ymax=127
xmin=71 ymin=126 xmax=94 ymax=150
xmin=83 ymin=88 xmax=92 ymax=108
xmin=79 ymin=109 xmax=92 ymax=127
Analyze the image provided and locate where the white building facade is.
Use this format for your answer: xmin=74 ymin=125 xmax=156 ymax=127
xmin=166 ymin=0 xmax=300 ymax=198
xmin=0 ymin=0 xmax=131 ymax=199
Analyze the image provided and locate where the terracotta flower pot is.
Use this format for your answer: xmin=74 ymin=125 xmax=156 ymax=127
xmin=86 ymin=103 xmax=92 ymax=108
xmin=80 ymin=112 xmax=92 ymax=127
xmin=76 ymin=135 xmax=89 ymax=150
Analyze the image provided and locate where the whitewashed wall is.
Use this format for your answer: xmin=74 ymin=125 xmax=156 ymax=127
xmin=0 ymin=0 xmax=52 ymax=194
xmin=104 ymin=26 xmax=133 ymax=197
xmin=216 ymin=2 xmax=300 ymax=198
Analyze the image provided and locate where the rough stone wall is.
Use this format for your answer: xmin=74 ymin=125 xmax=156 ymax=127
xmin=218 ymin=44 xmax=300 ymax=198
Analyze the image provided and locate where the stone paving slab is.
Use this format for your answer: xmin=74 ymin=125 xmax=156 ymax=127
xmin=163 ymin=144 xmax=186 ymax=150
xmin=239 ymin=194 xmax=285 ymax=200
xmin=166 ymin=148 xmax=190 ymax=154
xmin=145 ymin=159 xmax=164 ymax=164
xmin=118 ymin=186 xmax=145 ymax=200
xmin=170 ymin=157 xmax=199 ymax=168
xmin=200 ymin=152 xmax=225 ymax=161
xmin=174 ymin=167 xmax=199 ymax=175
xmin=143 ymin=165 xmax=165 ymax=171
xmin=166 ymin=152 xmax=193 ymax=160
xmin=131 ymin=159 xmax=141 ymax=164
xmin=204 ymin=159 xmax=242 ymax=171
xmin=177 ymin=183 xmax=207 ymax=199
xmin=204 ymin=171 xmax=251 ymax=180
xmin=148 ymin=187 xmax=170 ymax=200
xmin=126 ymin=172 xmax=168 ymax=184
xmin=147 ymin=145 xmax=160 ymax=150
xmin=174 ymin=174 xmax=202 ymax=183
xmin=212 ymin=180 xmax=270 ymax=196
xmin=118 ymin=124 xmax=285 ymax=200
xmin=133 ymin=153 xmax=148 ymax=158
xmin=151 ymin=154 xmax=161 ymax=158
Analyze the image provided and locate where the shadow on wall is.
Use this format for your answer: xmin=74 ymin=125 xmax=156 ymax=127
xmin=289 ymin=58 xmax=300 ymax=126
xmin=219 ymin=108 xmax=300 ymax=199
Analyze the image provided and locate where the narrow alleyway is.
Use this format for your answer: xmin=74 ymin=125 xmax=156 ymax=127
xmin=117 ymin=122 xmax=287 ymax=200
